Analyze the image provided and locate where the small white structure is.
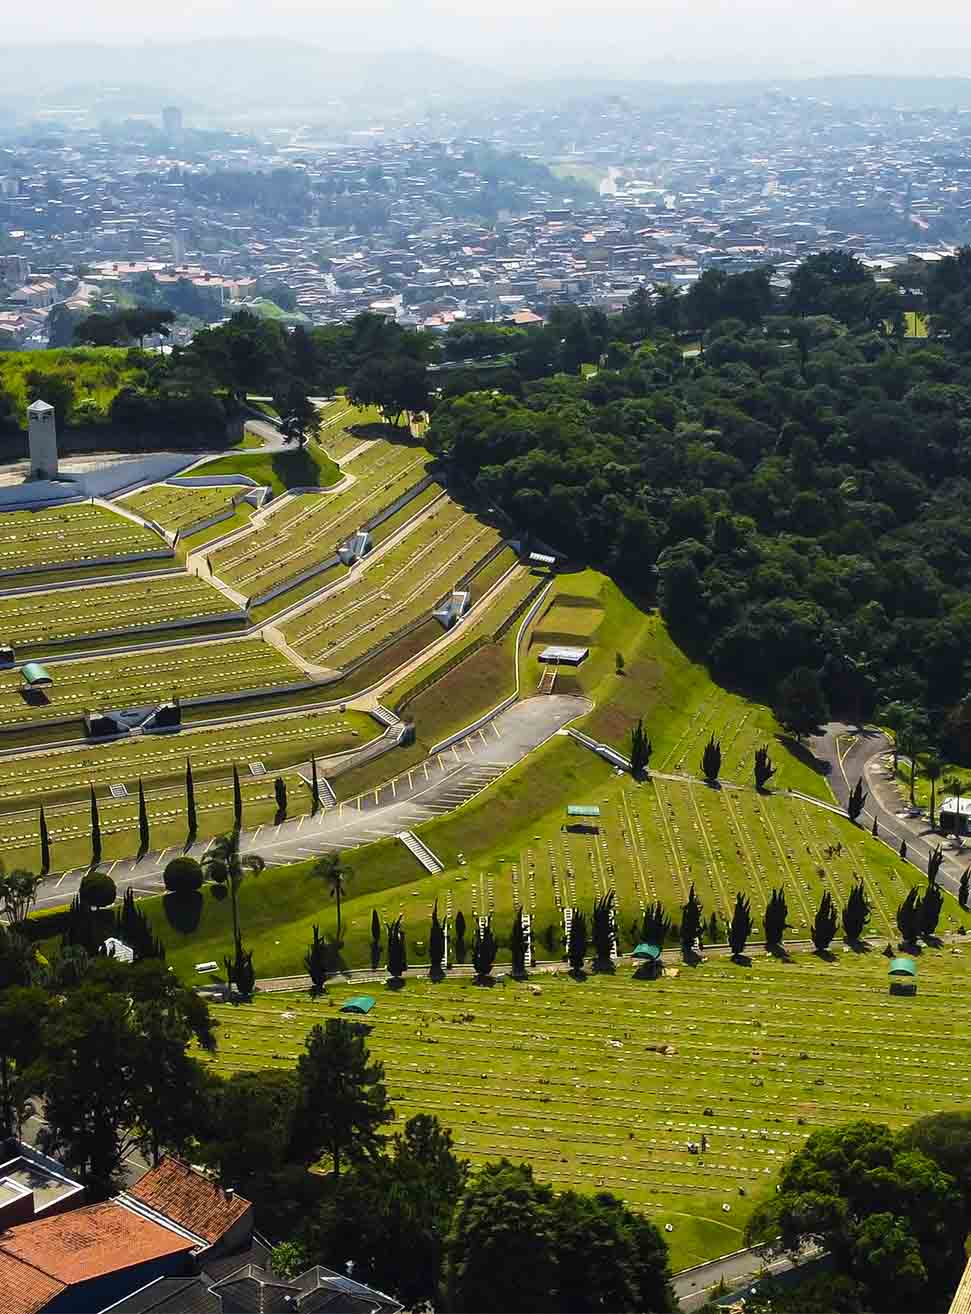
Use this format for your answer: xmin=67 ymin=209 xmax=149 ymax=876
xmin=433 ymin=588 xmax=470 ymax=630
xmin=940 ymin=796 xmax=971 ymax=836
xmin=27 ymin=399 xmax=58 ymax=480
xmin=539 ymin=645 xmax=589 ymax=665
xmin=101 ymin=937 xmax=134 ymax=964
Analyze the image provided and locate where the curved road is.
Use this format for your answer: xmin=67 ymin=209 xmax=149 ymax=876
xmin=33 ymin=694 xmax=590 ymax=911
xmin=811 ymin=721 xmax=968 ymax=903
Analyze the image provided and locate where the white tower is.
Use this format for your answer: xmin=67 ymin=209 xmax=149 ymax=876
xmin=27 ymin=400 xmax=58 ymax=480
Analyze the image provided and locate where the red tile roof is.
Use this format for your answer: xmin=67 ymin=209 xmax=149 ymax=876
xmin=128 ymin=1157 xmax=251 ymax=1245
xmin=0 ymin=1249 xmax=66 ymax=1314
xmin=0 ymin=1201 xmax=195 ymax=1286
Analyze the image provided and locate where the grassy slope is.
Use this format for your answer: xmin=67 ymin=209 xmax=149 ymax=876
xmin=0 ymin=346 xmax=140 ymax=423
xmin=191 ymin=447 xmax=340 ymax=499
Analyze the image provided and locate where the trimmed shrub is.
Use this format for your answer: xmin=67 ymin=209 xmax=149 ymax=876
xmin=79 ymin=870 xmax=117 ymax=909
xmin=163 ymin=856 xmax=204 ymax=895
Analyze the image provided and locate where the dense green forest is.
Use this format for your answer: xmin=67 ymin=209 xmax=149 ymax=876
xmin=428 ymin=251 xmax=971 ymax=753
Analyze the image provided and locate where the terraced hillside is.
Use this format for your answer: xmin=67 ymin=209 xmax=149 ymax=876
xmin=122 ymin=483 xmax=243 ymax=536
xmin=0 ymin=637 xmax=303 ymax=734
xmin=0 ymin=501 xmax=168 ymax=576
xmin=0 ymin=571 xmax=240 ymax=650
xmin=208 ymin=437 xmax=432 ymax=602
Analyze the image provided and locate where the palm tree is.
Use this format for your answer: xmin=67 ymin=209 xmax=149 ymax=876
xmin=925 ymin=752 xmax=943 ymax=829
xmin=201 ymin=832 xmax=265 ymax=943
xmin=897 ymin=718 xmax=924 ymax=807
xmin=311 ymin=851 xmax=352 ymax=946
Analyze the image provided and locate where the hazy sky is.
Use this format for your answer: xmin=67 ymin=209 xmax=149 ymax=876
xmin=7 ymin=0 xmax=971 ymax=80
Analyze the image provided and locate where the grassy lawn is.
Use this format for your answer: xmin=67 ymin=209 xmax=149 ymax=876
xmin=0 ymin=636 xmax=303 ymax=736
xmin=0 ymin=571 xmax=236 ymax=649
xmin=281 ymin=506 xmax=503 ymax=667
xmin=189 ymin=947 xmax=971 ymax=1266
xmin=209 ymin=441 xmax=432 ymax=603
xmin=191 ymin=446 xmax=340 ymax=500
xmin=123 ymin=484 xmax=241 ymax=535
xmin=0 ymin=502 xmax=166 ymax=575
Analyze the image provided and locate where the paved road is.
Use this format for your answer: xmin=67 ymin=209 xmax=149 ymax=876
xmin=33 ymin=694 xmax=589 ymax=910
xmin=810 ymin=720 xmax=969 ymax=900
xmin=674 ymin=1243 xmax=822 ymax=1311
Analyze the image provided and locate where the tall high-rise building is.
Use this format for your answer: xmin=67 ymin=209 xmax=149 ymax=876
xmin=161 ymin=106 xmax=183 ymax=141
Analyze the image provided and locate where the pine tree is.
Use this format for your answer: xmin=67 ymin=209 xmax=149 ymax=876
xmin=629 ymin=718 xmax=652 ymax=777
xmin=680 ymin=883 xmax=704 ymax=954
xmin=115 ymin=887 xmax=164 ymax=960
xmin=224 ymin=934 xmax=255 ymax=997
xmin=232 ymin=764 xmax=243 ymax=834
xmin=928 ymin=844 xmax=944 ymax=884
xmin=641 ymin=900 xmax=671 ymax=946
xmin=185 ymin=758 xmax=197 ymax=840
xmin=960 ymin=867 xmax=971 ymax=911
xmin=137 ymin=778 xmax=150 ymax=858
xmin=39 ymin=806 xmax=50 ymax=876
xmin=294 ymin=1018 xmax=392 ymax=1178
xmin=454 ymin=910 xmax=467 ymax=964
xmin=591 ymin=891 xmax=616 ymax=963
xmin=310 ymin=754 xmax=321 ymax=814
xmin=847 ymin=776 xmax=868 ymax=823
xmin=701 ymin=736 xmax=722 ymax=783
xmin=387 ymin=915 xmax=407 ymax=980
xmin=472 ymin=916 xmax=498 ymax=979
xmin=510 ymin=905 xmax=528 ymax=977
xmin=811 ymin=890 xmax=839 ymax=953
xmin=920 ymin=882 xmax=944 ymax=940
xmin=89 ymin=785 xmax=102 ymax=868
xmin=754 ymin=745 xmax=776 ymax=792
xmin=896 ymin=887 xmax=922 ymax=945
xmin=567 ymin=909 xmax=587 ymax=974
xmin=304 ymin=923 xmax=327 ymax=994
xmin=728 ymin=892 xmax=753 ymax=958
xmin=429 ymin=901 xmax=445 ymax=977
xmin=764 ymin=887 xmax=789 ymax=950
xmin=842 ymin=880 xmax=872 ymax=941
xmin=274 ymin=776 xmax=288 ymax=822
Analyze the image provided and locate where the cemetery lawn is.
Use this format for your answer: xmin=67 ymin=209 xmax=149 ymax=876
xmin=193 ymin=446 xmax=340 ymax=498
xmin=195 ymin=947 xmax=971 ymax=1269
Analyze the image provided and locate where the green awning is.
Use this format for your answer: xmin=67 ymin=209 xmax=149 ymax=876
xmin=632 ymin=943 xmax=662 ymax=960
xmin=21 ymin=662 xmax=52 ymax=686
xmin=567 ymin=805 xmax=601 ymax=818
xmin=889 ymin=957 xmax=917 ymax=977
xmin=341 ymin=995 xmax=376 ymax=1014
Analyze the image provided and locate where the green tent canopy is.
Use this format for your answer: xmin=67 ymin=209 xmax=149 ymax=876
xmin=632 ymin=943 xmax=662 ymax=960
xmin=889 ymin=957 xmax=917 ymax=977
xmin=21 ymin=662 xmax=52 ymax=687
xmin=341 ymin=995 xmax=376 ymax=1014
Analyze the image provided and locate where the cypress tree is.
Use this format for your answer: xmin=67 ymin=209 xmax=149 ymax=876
xmin=566 ymin=909 xmax=587 ymax=975
xmin=304 ymin=923 xmax=327 ymax=994
xmin=641 ymin=900 xmax=671 ymax=945
xmin=137 ymin=778 xmax=150 ymax=858
xmin=89 ymin=785 xmax=102 ymax=868
xmin=764 ymin=887 xmax=789 ymax=950
xmin=454 ymin=910 xmax=467 ymax=963
xmin=754 ymin=745 xmax=776 ymax=792
xmin=960 ymin=867 xmax=971 ymax=911
xmin=39 ymin=806 xmax=50 ymax=876
xmin=386 ymin=915 xmax=407 ymax=980
xmin=847 ymin=776 xmax=868 ymax=823
xmin=680 ymin=883 xmax=704 ymax=954
xmin=629 ymin=719 xmax=652 ymax=777
xmin=429 ymin=901 xmax=445 ymax=977
xmin=472 ymin=916 xmax=498 ymax=978
xmin=811 ymin=890 xmax=839 ymax=953
xmin=371 ymin=908 xmax=381 ymax=943
xmin=928 ymin=844 xmax=944 ymax=884
xmin=591 ymin=890 xmax=616 ymax=963
xmin=701 ymin=736 xmax=722 ymax=783
xmin=274 ymin=776 xmax=288 ymax=822
xmin=896 ymin=887 xmax=922 ymax=945
xmin=510 ymin=905 xmax=528 ymax=976
xmin=232 ymin=764 xmax=242 ymax=834
xmin=728 ymin=892 xmax=753 ymax=958
xmin=310 ymin=754 xmax=321 ymax=814
xmin=920 ymin=882 xmax=944 ymax=940
xmin=842 ymin=880 xmax=872 ymax=942
xmin=185 ymin=758 xmax=197 ymax=840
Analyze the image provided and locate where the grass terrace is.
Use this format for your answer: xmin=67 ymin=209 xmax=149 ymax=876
xmin=0 ymin=637 xmax=304 ymax=735
xmin=0 ymin=572 xmax=237 ymax=650
xmin=0 ymin=707 xmax=376 ymax=813
xmin=281 ymin=511 xmax=503 ymax=668
xmin=0 ymin=502 xmax=167 ymax=576
xmin=209 ymin=440 xmax=432 ymax=602
xmin=195 ymin=949 xmax=971 ymax=1269
xmin=122 ymin=484 xmax=242 ymax=536
xmin=314 ymin=401 xmax=384 ymax=461
xmin=193 ymin=446 xmax=340 ymax=500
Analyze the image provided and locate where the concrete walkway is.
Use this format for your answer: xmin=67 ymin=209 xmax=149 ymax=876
xmin=32 ymin=694 xmax=589 ymax=911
